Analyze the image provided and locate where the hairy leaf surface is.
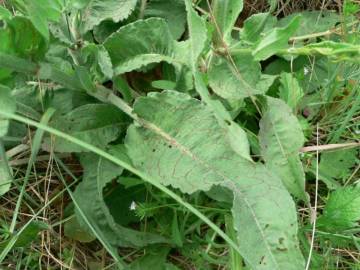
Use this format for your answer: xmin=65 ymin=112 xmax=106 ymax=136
xmin=82 ymin=0 xmax=137 ymax=32
xmin=318 ymin=186 xmax=360 ymax=232
xmin=126 ymin=91 xmax=305 ymax=269
xmin=104 ymin=18 xmax=182 ymax=75
xmin=43 ymin=104 xmax=128 ymax=152
xmin=208 ymin=53 xmax=266 ymax=100
xmin=259 ymin=98 xmax=307 ymax=201
xmin=144 ymin=0 xmax=186 ymax=39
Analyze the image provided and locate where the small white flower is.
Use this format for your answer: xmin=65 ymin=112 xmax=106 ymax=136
xmin=304 ymin=67 xmax=309 ymax=75
xmin=130 ymin=201 xmax=137 ymax=211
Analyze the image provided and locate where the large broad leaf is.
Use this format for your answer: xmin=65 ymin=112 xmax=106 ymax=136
xmin=208 ymin=52 xmax=275 ymax=100
xmin=43 ymin=104 xmax=128 ymax=152
xmin=144 ymin=0 xmax=186 ymax=39
xmin=259 ymin=97 xmax=308 ymax=201
xmin=74 ymin=150 xmax=168 ymax=248
xmin=104 ymin=18 xmax=184 ymax=75
xmin=125 ymin=91 xmax=305 ymax=270
xmin=211 ymin=0 xmax=243 ymax=45
xmin=81 ymin=0 xmax=137 ymax=32
xmin=184 ymin=0 xmax=262 ymax=160
xmin=253 ymin=15 xmax=301 ymax=61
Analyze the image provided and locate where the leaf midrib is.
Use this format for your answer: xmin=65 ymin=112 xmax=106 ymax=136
xmin=138 ymin=116 xmax=280 ymax=269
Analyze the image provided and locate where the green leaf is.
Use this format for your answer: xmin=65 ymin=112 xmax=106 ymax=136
xmin=64 ymin=216 xmax=96 ymax=243
xmin=318 ymin=186 xmax=360 ymax=232
xmin=267 ymin=0 xmax=278 ymax=12
xmin=0 ymin=6 xmax=12 ymax=21
xmin=0 ymin=158 xmax=12 ymax=197
xmin=211 ymin=0 xmax=243 ymax=45
xmin=80 ymin=44 xmax=114 ymax=81
xmin=241 ymin=13 xmax=277 ymax=43
xmin=208 ymin=52 xmax=263 ymax=100
xmin=319 ymin=148 xmax=359 ymax=182
xmin=277 ymin=11 xmax=340 ymax=38
xmin=1 ymin=16 xmax=47 ymax=61
xmin=43 ymin=104 xmax=128 ymax=152
xmin=24 ymin=0 xmax=62 ymax=40
xmin=344 ymin=0 xmax=360 ymax=16
xmin=81 ymin=0 xmax=137 ymax=32
xmin=104 ymin=18 xmax=183 ymax=75
xmin=278 ymin=73 xmax=304 ymax=110
xmin=184 ymin=0 xmax=232 ymax=122
xmin=253 ymin=15 xmax=301 ymax=61
xmin=144 ymin=0 xmax=186 ymax=39
xmin=74 ymin=151 xmax=169 ymax=247
xmin=128 ymin=246 xmax=171 ymax=270
xmin=105 ymin=181 xmax=146 ymax=226
xmin=184 ymin=0 xmax=208 ymax=70
xmin=151 ymin=80 xmax=176 ymax=90
xmin=0 ymin=85 xmax=16 ymax=138
xmin=286 ymin=41 xmax=360 ymax=62
xmin=0 ymin=221 xmax=48 ymax=251
xmin=125 ymin=91 xmax=305 ymax=269
xmin=259 ymin=97 xmax=308 ymax=201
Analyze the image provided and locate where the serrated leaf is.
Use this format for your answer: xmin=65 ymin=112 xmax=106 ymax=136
xmin=253 ymin=15 xmax=301 ymax=61
xmin=104 ymin=18 xmax=183 ymax=75
xmin=259 ymin=97 xmax=308 ymax=201
xmin=318 ymin=186 xmax=360 ymax=232
xmin=278 ymin=73 xmax=304 ymax=110
xmin=43 ymin=104 xmax=128 ymax=152
xmin=81 ymin=0 xmax=137 ymax=32
xmin=74 ymin=150 xmax=169 ymax=247
xmin=125 ymin=91 xmax=305 ymax=270
xmin=144 ymin=0 xmax=186 ymax=39
xmin=211 ymin=0 xmax=243 ymax=45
